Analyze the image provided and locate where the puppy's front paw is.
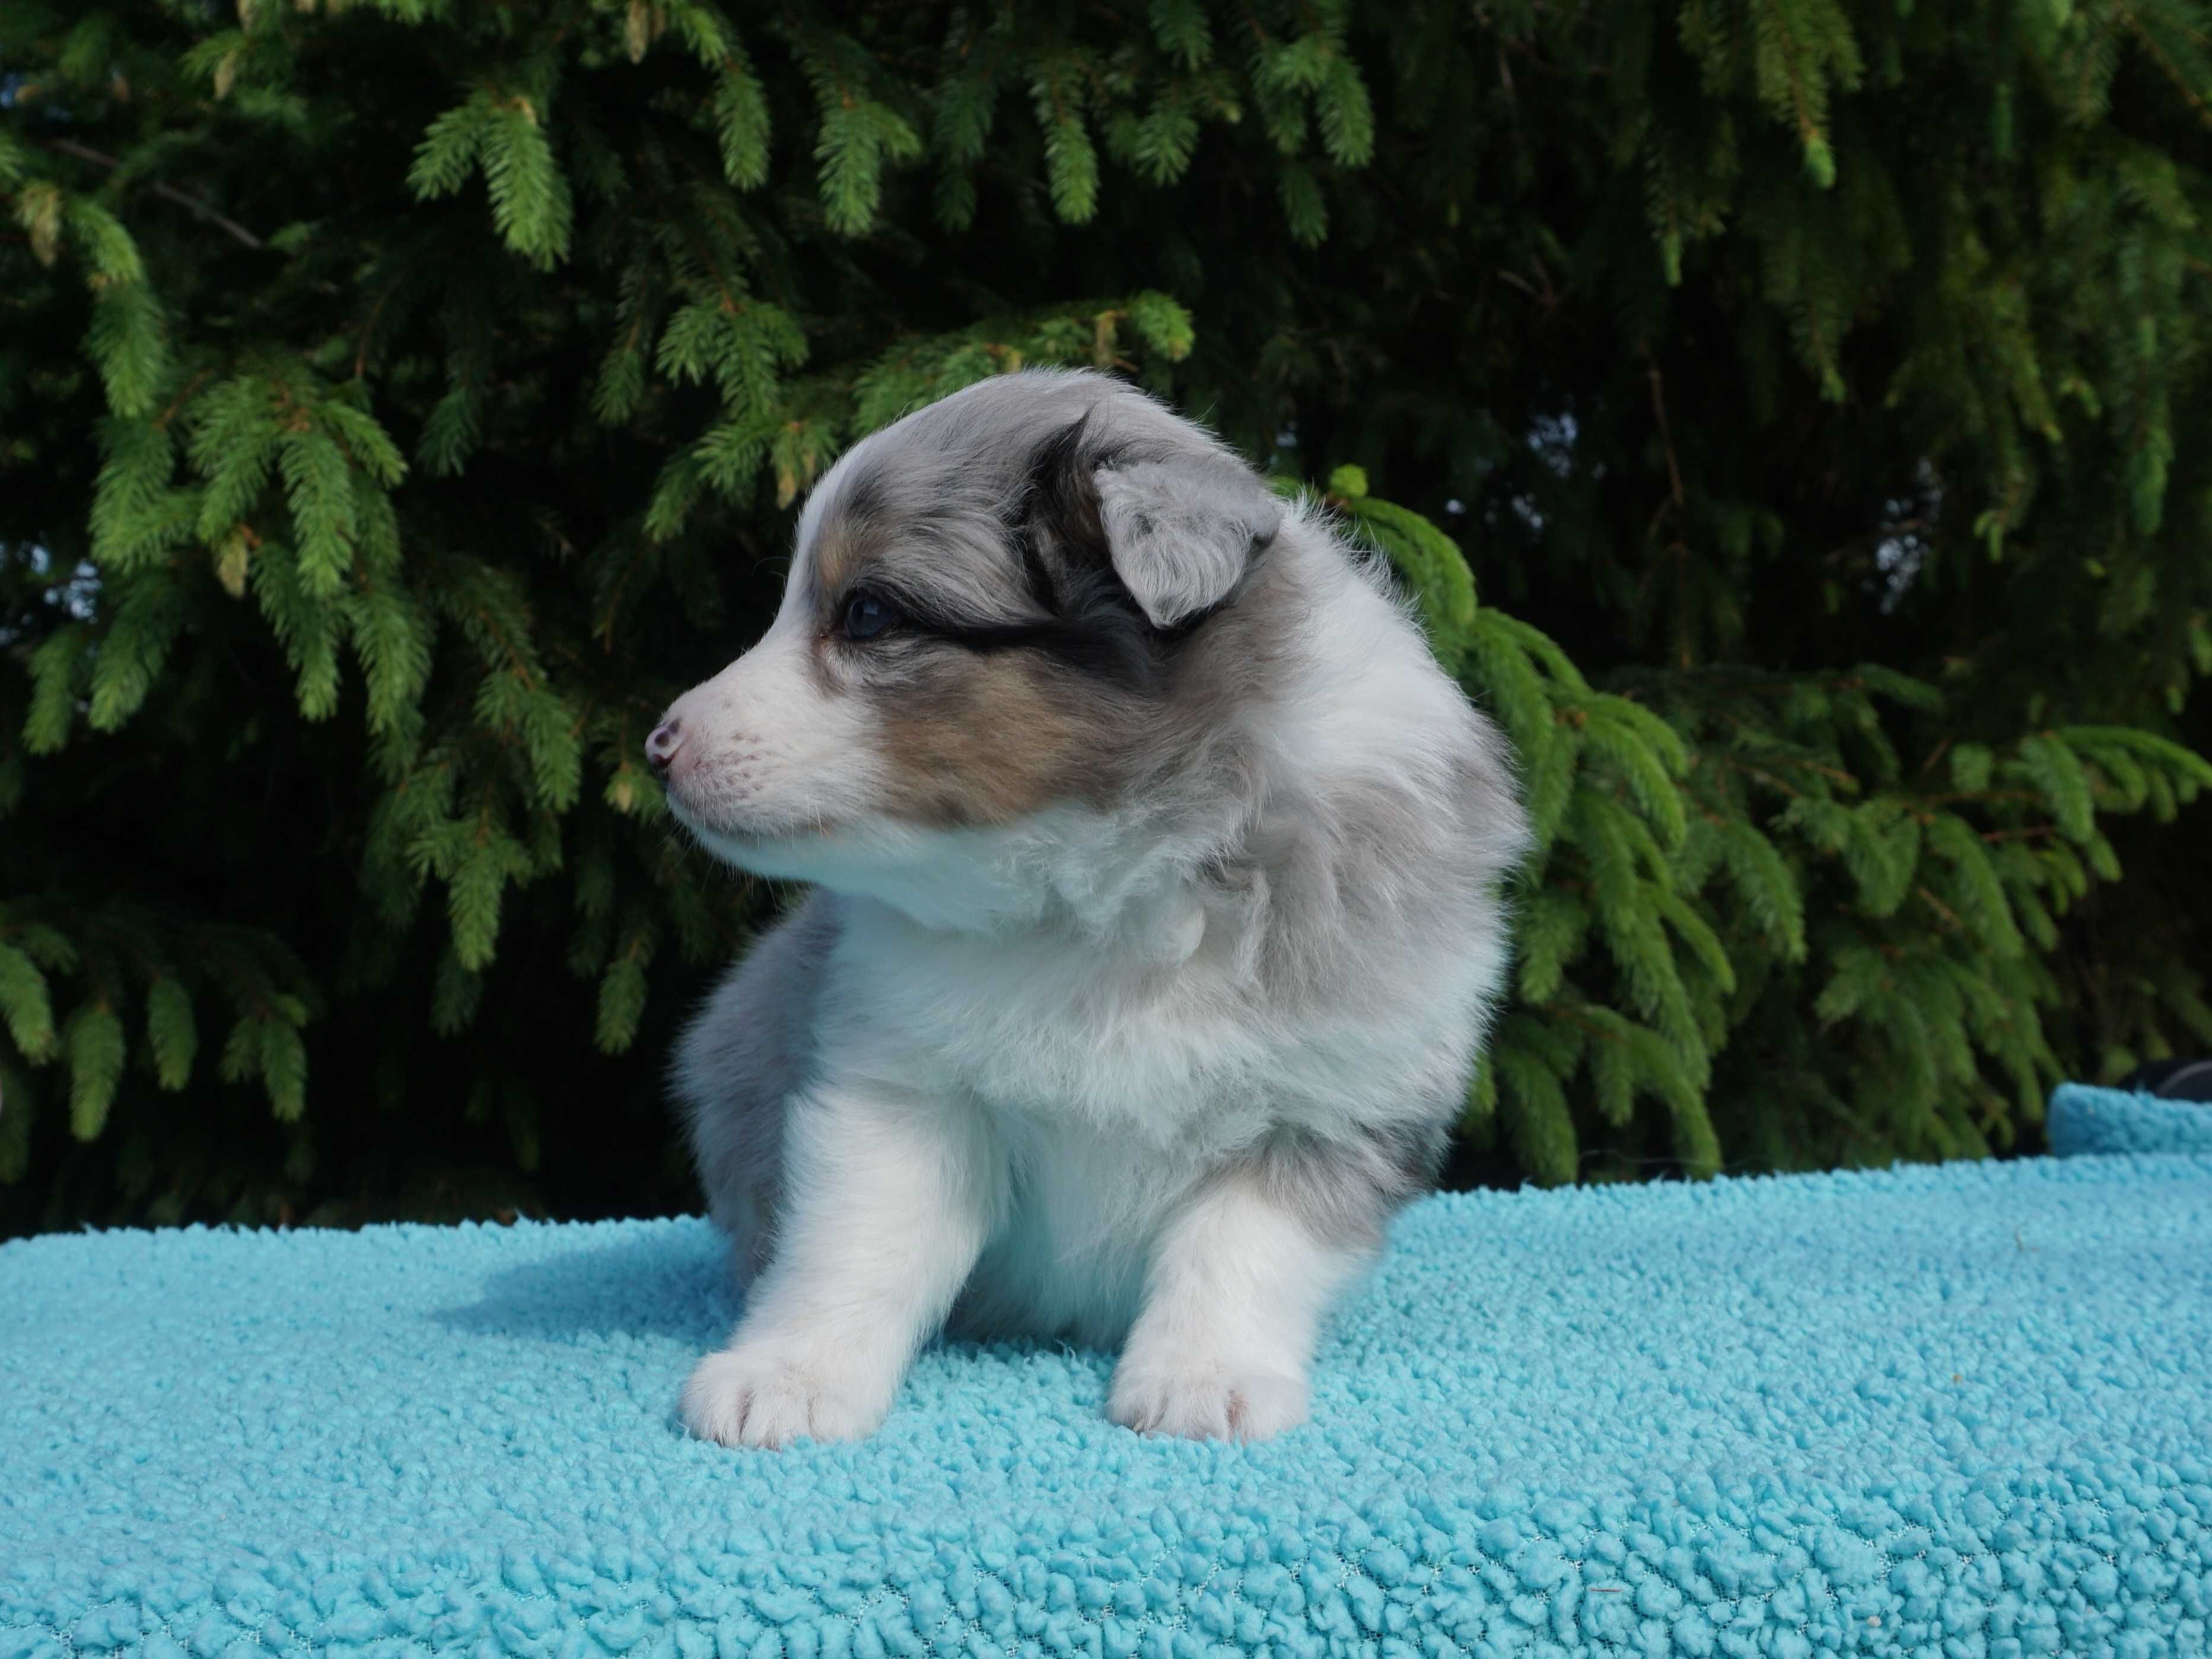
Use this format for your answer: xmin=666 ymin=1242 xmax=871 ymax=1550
xmin=679 ymin=1344 xmax=892 ymax=1448
xmin=1107 ymin=1362 xmax=1309 ymax=1443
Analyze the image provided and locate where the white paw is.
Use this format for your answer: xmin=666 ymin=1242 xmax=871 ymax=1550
xmin=679 ymin=1343 xmax=893 ymax=1448
xmin=1106 ymin=1362 xmax=1309 ymax=1443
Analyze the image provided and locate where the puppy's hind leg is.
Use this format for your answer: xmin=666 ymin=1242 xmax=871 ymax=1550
xmin=1107 ymin=1136 xmax=1396 ymax=1444
xmin=675 ymin=893 xmax=841 ymax=1289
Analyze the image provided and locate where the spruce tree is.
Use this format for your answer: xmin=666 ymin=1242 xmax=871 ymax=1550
xmin=2 ymin=0 xmax=2207 ymax=1229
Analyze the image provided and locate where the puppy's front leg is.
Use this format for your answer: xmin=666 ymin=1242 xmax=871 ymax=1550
xmin=1109 ymin=1167 xmax=1371 ymax=1443
xmin=680 ymin=1080 xmax=997 ymax=1448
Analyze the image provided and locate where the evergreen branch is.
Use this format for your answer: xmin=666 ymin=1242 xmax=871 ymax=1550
xmin=42 ymin=139 xmax=268 ymax=254
xmin=1645 ymin=360 xmax=1686 ymax=510
xmin=8 ymin=0 xmax=2210 ymax=1220
xmin=2114 ymin=2 xmax=2212 ymax=129
xmin=1756 ymin=0 xmax=1826 ymax=171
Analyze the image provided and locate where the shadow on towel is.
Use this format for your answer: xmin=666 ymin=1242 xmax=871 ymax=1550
xmin=431 ymin=1228 xmax=738 ymax=1345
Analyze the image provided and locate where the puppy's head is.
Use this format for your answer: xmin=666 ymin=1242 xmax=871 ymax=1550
xmin=649 ymin=370 xmax=1282 ymax=893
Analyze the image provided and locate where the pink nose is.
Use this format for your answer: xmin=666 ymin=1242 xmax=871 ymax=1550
xmin=644 ymin=719 xmax=683 ymax=773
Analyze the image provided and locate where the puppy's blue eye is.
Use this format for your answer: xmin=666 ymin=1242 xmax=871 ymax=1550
xmin=842 ymin=593 xmax=896 ymax=641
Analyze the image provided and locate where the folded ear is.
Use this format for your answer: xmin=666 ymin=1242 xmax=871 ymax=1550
xmin=1092 ymin=454 xmax=1283 ymax=631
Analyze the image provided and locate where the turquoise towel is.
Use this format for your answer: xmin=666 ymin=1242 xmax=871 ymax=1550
xmin=5 ymin=1094 xmax=2208 ymax=1659
xmin=2049 ymin=1080 xmax=2212 ymax=1158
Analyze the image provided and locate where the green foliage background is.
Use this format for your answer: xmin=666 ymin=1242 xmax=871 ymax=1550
xmin=3 ymin=0 xmax=2209 ymax=1234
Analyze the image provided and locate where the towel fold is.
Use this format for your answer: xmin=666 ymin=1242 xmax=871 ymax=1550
xmin=2049 ymin=1079 xmax=2212 ymax=1158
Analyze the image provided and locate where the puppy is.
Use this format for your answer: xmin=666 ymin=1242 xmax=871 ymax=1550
xmin=650 ymin=368 xmax=1527 ymax=1447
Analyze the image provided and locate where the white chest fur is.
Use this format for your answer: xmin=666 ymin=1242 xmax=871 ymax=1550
xmin=823 ymin=889 xmax=1299 ymax=1146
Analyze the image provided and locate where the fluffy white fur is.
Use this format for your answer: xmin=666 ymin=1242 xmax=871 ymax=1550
xmin=653 ymin=370 xmax=1527 ymax=1447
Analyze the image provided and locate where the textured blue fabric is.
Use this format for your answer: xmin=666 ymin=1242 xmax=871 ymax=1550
xmin=5 ymin=1101 xmax=2210 ymax=1658
xmin=2049 ymin=1080 xmax=2212 ymax=1158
